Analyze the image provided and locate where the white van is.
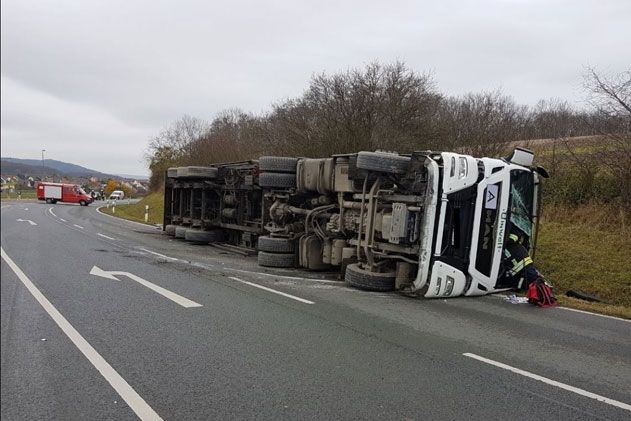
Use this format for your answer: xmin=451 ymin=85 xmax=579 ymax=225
xmin=108 ymin=190 xmax=125 ymax=201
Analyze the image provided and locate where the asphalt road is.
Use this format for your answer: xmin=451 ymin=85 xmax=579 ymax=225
xmin=1 ymin=200 xmax=630 ymax=420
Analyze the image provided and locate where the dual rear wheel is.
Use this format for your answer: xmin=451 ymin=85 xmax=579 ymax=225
xmin=257 ymin=236 xmax=296 ymax=268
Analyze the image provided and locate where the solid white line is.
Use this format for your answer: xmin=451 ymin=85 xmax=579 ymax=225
xmin=97 ymin=233 xmax=116 ymax=241
xmin=73 ymin=224 xmax=84 ymax=229
xmin=228 ymin=276 xmax=315 ymax=304
xmin=48 ymin=207 xmax=57 ymax=218
xmin=556 ymin=306 xmax=630 ymax=322
xmin=491 ymin=294 xmax=629 ymax=322
xmin=60 ymin=218 xmax=67 ymax=222
xmin=0 ymin=247 xmax=162 ymax=420
xmin=463 ymin=353 xmax=631 ymax=411
xmin=138 ymin=248 xmax=180 ymax=261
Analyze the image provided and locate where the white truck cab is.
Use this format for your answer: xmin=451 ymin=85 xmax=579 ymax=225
xmin=411 ymin=148 xmax=541 ymax=297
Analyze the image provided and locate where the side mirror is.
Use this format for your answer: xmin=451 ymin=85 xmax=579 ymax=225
xmin=536 ymin=166 xmax=550 ymax=178
xmin=507 ymin=147 xmax=534 ymax=167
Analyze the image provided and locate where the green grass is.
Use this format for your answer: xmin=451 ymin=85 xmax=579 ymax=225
xmin=537 ymin=204 xmax=631 ymax=319
xmin=1 ymin=190 xmax=37 ymax=200
xmin=100 ymin=193 xmax=164 ymax=225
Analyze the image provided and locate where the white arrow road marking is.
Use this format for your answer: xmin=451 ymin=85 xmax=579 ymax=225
xmin=16 ymin=218 xmax=37 ymax=226
xmin=463 ymin=353 xmax=631 ymax=411
xmin=1 ymin=248 xmax=162 ymax=421
xmin=90 ymin=266 xmax=202 ymax=308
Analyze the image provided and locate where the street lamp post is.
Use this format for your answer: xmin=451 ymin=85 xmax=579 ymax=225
xmin=41 ymin=149 xmax=46 ymax=180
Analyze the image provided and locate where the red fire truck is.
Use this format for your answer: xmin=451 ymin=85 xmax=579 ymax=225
xmin=36 ymin=182 xmax=93 ymax=206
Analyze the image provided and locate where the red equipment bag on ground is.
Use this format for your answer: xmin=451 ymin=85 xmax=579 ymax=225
xmin=527 ymin=278 xmax=557 ymax=307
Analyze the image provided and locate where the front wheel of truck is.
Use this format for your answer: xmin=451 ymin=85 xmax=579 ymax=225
xmin=345 ymin=263 xmax=396 ymax=292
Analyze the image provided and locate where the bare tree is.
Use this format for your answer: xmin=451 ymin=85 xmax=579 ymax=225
xmin=434 ymin=91 xmax=528 ymax=157
xmin=583 ymin=67 xmax=631 ymax=205
xmin=145 ymin=115 xmax=210 ymax=190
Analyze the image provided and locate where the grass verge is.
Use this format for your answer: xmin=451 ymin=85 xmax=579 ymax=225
xmin=99 ymin=193 xmax=164 ymax=225
xmin=101 ymin=192 xmax=630 ymax=318
xmin=1 ymin=190 xmax=37 ymax=200
xmin=537 ymin=204 xmax=630 ymax=319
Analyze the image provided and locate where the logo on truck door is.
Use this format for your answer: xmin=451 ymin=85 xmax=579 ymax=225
xmin=485 ymin=184 xmax=498 ymax=209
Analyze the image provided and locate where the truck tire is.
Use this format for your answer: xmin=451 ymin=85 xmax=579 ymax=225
xmin=165 ymin=225 xmax=177 ymax=236
xmin=174 ymin=226 xmax=188 ymax=239
xmin=356 ymin=151 xmax=411 ymax=175
xmin=258 ymin=156 xmax=299 ymax=173
xmin=257 ymin=251 xmax=296 ymax=268
xmin=185 ymin=229 xmax=225 ymax=244
xmin=257 ymin=236 xmax=295 ymax=253
xmin=259 ymin=172 xmax=296 ymax=189
xmin=46 ymin=198 xmax=52 ymax=204
xmin=345 ymin=263 xmax=396 ymax=292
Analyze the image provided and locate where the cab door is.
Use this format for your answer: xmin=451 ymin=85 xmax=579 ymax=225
xmin=63 ymin=185 xmax=78 ymax=202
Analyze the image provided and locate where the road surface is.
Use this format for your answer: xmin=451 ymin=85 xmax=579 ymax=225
xmin=1 ymin=200 xmax=630 ymax=420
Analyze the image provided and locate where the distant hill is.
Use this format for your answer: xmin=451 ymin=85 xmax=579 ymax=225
xmin=0 ymin=160 xmax=60 ymax=178
xmin=1 ymin=157 xmax=111 ymax=177
xmin=116 ymin=173 xmax=149 ymax=181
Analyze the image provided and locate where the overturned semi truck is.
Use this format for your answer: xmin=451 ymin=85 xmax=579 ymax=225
xmin=163 ymin=148 xmax=547 ymax=298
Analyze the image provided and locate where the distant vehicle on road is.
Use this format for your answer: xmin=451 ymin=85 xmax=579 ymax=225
xmin=37 ymin=182 xmax=93 ymax=206
xmin=108 ymin=190 xmax=125 ymax=201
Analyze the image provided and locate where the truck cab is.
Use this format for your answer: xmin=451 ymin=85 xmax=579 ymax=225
xmin=416 ymin=149 xmax=541 ymax=297
xmin=331 ymin=148 xmax=543 ymax=298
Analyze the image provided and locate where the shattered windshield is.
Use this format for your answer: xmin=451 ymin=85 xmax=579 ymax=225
xmin=509 ymin=170 xmax=535 ymax=240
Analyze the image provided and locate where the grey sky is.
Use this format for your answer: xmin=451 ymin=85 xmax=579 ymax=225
xmin=1 ymin=0 xmax=629 ymax=176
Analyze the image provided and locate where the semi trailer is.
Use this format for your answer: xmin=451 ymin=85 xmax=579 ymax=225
xmin=163 ymin=148 xmax=546 ymax=298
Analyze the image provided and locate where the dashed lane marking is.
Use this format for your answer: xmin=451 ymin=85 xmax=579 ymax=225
xmin=97 ymin=233 xmax=116 ymax=241
xmin=228 ymin=276 xmax=315 ymax=305
xmin=138 ymin=247 xmax=180 ymax=261
xmin=463 ymin=353 xmax=631 ymax=412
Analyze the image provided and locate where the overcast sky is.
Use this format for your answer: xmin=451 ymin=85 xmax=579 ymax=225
xmin=1 ymin=0 xmax=629 ymax=176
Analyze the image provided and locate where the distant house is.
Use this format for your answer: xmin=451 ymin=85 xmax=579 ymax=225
xmin=1 ymin=176 xmax=16 ymax=192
